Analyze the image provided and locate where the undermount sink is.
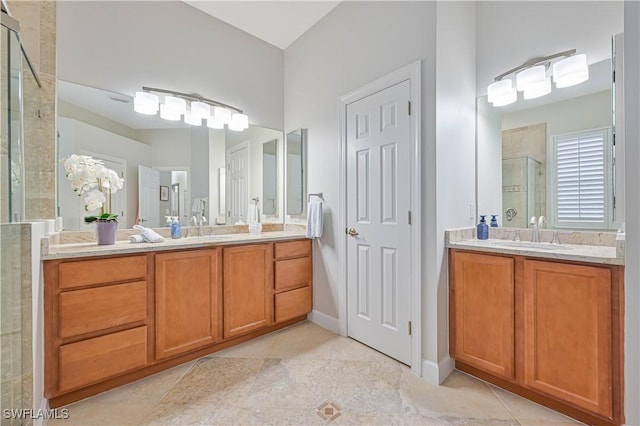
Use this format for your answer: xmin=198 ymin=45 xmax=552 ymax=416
xmin=489 ymin=240 xmax=573 ymax=251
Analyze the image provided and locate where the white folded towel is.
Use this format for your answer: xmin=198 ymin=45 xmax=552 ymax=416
xmin=129 ymin=234 xmax=144 ymax=243
xmin=306 ymin=201 xmax=323 ymax=239
xmin=132 ymin=225 xmax=165 ymax=243
xmin=191 ymin=198 xmax=204 ymax=213
xmin=247 ymin=202 xmax=259 ymax=224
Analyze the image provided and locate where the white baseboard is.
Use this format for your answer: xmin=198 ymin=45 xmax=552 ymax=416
xmin=307 ymin=310 xmax=341 ymax=334
xmin=422 ymin=355 xmax=455 ymax=385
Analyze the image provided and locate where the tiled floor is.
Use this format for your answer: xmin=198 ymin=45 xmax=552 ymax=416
xmin=49 ymin=322 xmax=581 ymax=425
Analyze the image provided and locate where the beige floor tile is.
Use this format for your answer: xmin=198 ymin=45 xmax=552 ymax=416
xmin=210 ymin=334 xmax=275 ymax=359
xmin=333 ymin=412 xmax=429 ymax=425
xmin=94 ymin=361 xmax=195 ymax=403
xmin=330 ymin=336 xmax=402 ymax=367
xmin=48 ymin=401 xmax=155 ymax=426
xmin=403 ymin=370 xmax=517 ymax=422
xmin=211 ymin=406 xmax=327 ymax=425
xmin=266 ymin=323 xmax=336 ymax=360
xmin=330 ymin=360 xmax=417 ymax=415
xmin=241 ymin=358 xmax=333 ymax=410
xmin=489 ymin=385 xmax=583 ymax=425
xmin=157 ymin=357 xmax=263 ymax=407
xmin=139 ymin=400 xmax=217 ymax=425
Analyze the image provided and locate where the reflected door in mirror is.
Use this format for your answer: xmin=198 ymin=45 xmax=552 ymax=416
xmin=286 ymin=129 xmax=306 ymax=216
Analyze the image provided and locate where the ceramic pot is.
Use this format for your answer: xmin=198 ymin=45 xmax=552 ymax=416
xmin=96 ymin=220 xmax=118 ymax=245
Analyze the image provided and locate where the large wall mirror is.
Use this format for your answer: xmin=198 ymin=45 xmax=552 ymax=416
xmin=286 ymin=129 xmax=307 ymax=217
xmin=56 ymin=81 xmax=284 ymax=230
xmin=477 ymin=42 xmax=623 ymax=231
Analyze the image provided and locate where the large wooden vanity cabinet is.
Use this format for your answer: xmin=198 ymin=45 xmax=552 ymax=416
xmin=449 ymin=249 xmax=624 ymax=425
xmin=44 ymin=238 xmax=313 ymax=407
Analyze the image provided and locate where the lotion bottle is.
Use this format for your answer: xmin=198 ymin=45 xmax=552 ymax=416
xmin=171 ymin=217 xmax=181 ymax=239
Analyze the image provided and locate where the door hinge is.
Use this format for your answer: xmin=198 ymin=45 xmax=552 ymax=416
xmin=408 ymin=321 xmax=412 ymax=335
xmin=408 ymin=101 xmax=412 ymax=116
xmin=613 ymin=70 xmax=616 ymax=83
xmin=408 ymin=210 xmax=412 ymax=225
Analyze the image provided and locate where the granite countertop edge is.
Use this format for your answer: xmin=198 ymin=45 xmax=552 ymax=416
xmin=43 ymin=230 xmax=309 ymax=260
xmin=447 ymin=239 xmax=623 ymax=266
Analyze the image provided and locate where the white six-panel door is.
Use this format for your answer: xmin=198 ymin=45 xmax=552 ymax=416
xmin=138 ymin=165 xmax=160 ymax=228
xmin=227 ymin=143 xmax=249 ymax=225
xmin=346 ymin=80 xmax=412 ymax=364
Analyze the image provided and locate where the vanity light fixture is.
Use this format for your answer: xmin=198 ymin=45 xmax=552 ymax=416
xmin=488 ymin=49 xmax=588 ymax=107
xmin=133 ymin=87 xmax=249 ymax=131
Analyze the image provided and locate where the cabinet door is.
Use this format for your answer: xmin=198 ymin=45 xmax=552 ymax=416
xmin=523 ymin=260 xmax=612 ymax=418
xmin=155 ymin=249 xmax=222 ymax=360
xmin=451 ymin=251 xmax=515 ymax=379
xmin=223 ymin=244 xmax=272 ymax=338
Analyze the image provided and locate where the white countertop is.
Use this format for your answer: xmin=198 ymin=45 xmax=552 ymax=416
xmin=43 ymin=230 xmax=309 ymax=260
xmin=447 ymin=238 xmax=623 ymax=266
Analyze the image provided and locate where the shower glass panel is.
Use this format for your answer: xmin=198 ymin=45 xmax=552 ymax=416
xmin=1 ymin=14 xmax=24 ymax=420
xmin=502 ymin=156 xmax=541 ymax=228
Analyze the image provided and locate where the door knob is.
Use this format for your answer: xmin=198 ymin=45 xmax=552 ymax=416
xmin=346 ymin=228 xmax=359 ymax=237
xmin=140 ymin=218 xmax=147 ymax=223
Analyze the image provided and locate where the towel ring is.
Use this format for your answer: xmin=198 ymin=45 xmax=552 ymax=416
xmin=308 ymin=192 xmax=323 ymax=202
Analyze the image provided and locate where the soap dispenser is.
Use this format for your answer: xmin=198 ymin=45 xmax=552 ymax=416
xmin=477 ymin=215 xmax=489 ymax=240
xmin=490 ymin=215 xmax=499 ymax=227
xmin=170 ymin=217 xmax=182 ymax=239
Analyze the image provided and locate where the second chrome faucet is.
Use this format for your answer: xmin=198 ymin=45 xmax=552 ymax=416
xmin=530 ymin=216 xmax=546 ymax=242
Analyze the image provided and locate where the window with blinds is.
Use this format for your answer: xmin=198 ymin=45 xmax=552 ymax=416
xmin=553 ymin=128 xmax=611 ymax=229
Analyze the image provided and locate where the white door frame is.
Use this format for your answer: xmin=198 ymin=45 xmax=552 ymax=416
xmin=226 ymin=141 xmax=250 ymax=224
xmin=338 ymin=60 xmax=422 ymax=374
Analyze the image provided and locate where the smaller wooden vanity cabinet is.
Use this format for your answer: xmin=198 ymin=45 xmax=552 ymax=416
xmin=450 ymin=249 xmax=624 ymax=425
xmin=44 ymin=238 xmax=313 ymax=407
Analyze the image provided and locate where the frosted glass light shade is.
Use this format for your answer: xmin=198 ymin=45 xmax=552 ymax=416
xmin=207 ymin=116 xmax=224 ymax=129
xmin=523 ymin=77 xmax=551 ymax=99
xmin=213 ymin=107 xmax=232 ymax=124
xmin=487 ymin=79 xmax=514 ymax=103
xmin=553 ymin=54 xmax=589 ymax=88
xmin=230 ymin=113 xmax=249 ymax=130
xmin=164 ymin=96 xmax=187 ymax=115
xmin=516 ymin=65 xmax=546 ymax=91
xmin=160 ymin=104 xmax=181 ymax=121
xmin=133 ymin=92 xmax=159 ymax=115
xmin=190 ymin=101 xmax=210 ymax=119
xmin=488 ymin=80 xmax=517 ymax=106
xmin=184 ymin=111 xmax=202 ymax=126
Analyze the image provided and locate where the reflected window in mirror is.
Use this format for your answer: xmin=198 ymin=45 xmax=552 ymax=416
xmin=286 ymin=129 xmax=307 ymax=217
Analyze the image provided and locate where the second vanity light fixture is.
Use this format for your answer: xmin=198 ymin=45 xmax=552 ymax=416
xmin=133 ymin=87 xmax=249 ymax=131
xmin=487 ymin=49 xmax=589 ymax=107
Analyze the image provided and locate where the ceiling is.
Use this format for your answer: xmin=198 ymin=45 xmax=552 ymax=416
xmin=183 ymin=1 xmax=341 ymax=50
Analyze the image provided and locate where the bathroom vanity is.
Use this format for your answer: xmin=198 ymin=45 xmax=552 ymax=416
xmin=447 ymin=230 xmax=624 ymax=425
xmin=42 ymin=232 xmax=312 ymax=407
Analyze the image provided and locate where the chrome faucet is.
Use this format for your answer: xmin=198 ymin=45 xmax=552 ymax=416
xmin=530 ymin=216 xmax=539 ymax=242
xmin=530 ymin=216 xmax=547 ymax=242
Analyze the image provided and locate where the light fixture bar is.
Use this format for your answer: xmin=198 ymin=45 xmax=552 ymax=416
xmin=141 ymin=86 xmax=243 ymax=114
xmin=493 ymin=49 xmax=576 ymax=82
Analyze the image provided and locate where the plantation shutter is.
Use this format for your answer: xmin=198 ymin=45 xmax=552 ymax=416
xmin=554 ymin=129 xmax=607 ymax=228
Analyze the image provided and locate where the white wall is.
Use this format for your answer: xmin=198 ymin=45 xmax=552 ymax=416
xmin=136 ymin=129 xmax=192 ymax=168
xmin=624 ymin=2 xmax=640 ymax=424
xmin=432 ymin=1 xmax=477 ymax=378
xmin=284 ymin=1 xmax=476 ymax=381
xmin=56 ymin=1 xmax=284 ymax=130
xmin=476 ymin=1 xmax=623 ymax=97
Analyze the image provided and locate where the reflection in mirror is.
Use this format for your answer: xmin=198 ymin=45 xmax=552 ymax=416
xmin=263 ymin=139 xmax=278 ymax=215
xmin=286 ymin=129 xmax=306 ymax=216
xmin=477 ymin=58 xmax=616 ymax=231
xmin=56 ymin=81 xmax=284 ymax=230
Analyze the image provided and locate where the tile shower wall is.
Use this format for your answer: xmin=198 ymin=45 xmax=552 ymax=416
xmin=7 ymin=0 xmax=57 ymax=220
xmin=0 ymin=224 xmax=32 ymax=425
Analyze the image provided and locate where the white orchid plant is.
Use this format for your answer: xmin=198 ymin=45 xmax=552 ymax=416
xmin=61 ymin=154 xmax=125 ymax=223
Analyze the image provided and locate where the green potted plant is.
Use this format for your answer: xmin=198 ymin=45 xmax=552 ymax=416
xmin=61 ymin=154 xmax=124 ymax=245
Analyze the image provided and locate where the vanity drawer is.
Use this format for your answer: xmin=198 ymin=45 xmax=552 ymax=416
xmin=275 ymin=257 xmax=312 ymax=291
xmin=59 ymin=281 xmax=147 ymax=338
xmin=58 ymin=326 xmax=148 ymax=392
xmin=275 ymin=286 xmax=312 ymax=323
xmin=274 ymin=240 xmax=311 ymax=259
xmin=59 ymin=255 xmax=147 ymax=289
